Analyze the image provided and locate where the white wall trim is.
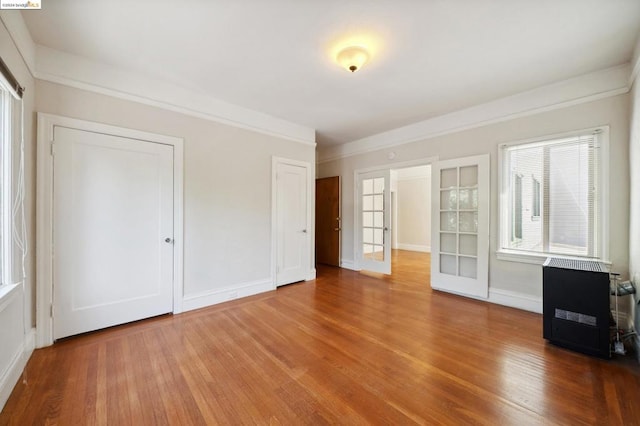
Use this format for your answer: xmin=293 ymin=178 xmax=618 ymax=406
xmin=34 ymin=45 xmax=315 ymax=147
xmin=0 ymin=283 xmax=19 ymax=312
xmin=396 ymin=244 xmax=430 ymax=253
xmin=182 ymin=278 xmax=273 ymax=312
xmin=629 ymin=34 xmax=640 ymax=87
xmin=0 ymin=327 xmax=35 ymax=412
xmin=340 ymin=259 xmax=359 ymax=271
xmin=308 ymin=268 xmax=317 ymax=281
xmin=488 ymin=288 xmax=543 ymax=314
xmin=36 ymin=113 xmax=185 ymax=347
xmin=318 ymin=64 xmax=630 ymax=163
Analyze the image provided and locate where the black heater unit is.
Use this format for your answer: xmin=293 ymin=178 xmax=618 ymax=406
xmin=542 ymin=257 xmax=610 ymax=358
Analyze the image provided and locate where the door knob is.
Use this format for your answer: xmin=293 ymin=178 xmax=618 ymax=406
xmin=334 ymin=228 xmax=341 ymax=231
xmin=165 ymin=237 xmax=173 ymax=243
xmin=302 ymin=229 xmax=307 ymax=233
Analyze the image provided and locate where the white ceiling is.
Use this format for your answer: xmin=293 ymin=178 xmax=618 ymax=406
xmin=22 ymin=0 xmax=640 ymax=147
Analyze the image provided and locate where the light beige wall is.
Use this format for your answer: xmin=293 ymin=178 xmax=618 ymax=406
xmin=35 ymin=80 xmax=315 ymax=298
xmin=629 ymin=80 xmax=640 ymax=354
xmin=318 ymin=94 xmax=630 ymax=298
xmin=631 ymin=82 xmax=640 ymax=286
xmin=397 ymin=178 xmax=430 ymax=250
xmin=0 ymin=17 xmax=36 ymax=409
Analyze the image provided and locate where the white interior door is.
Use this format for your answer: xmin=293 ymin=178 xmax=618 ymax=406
xmin=275 ymin=161 xmax=309 ymax=286
xmin=53 ymin=126 xmax=174 ymax=339
xmin=431 ymin=154 xmax=489 ymax=298
xmin=357 ymin=170 xmax=391 ymax=274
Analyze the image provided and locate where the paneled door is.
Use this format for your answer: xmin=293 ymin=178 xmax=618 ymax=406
xmin=431 ymin=155 xmax=489 ymax=298
xmin=357 ymin=170 xmax=391 ymax=274
xmin=275 ymin=160 xmax=310 ymax=286
xmin=316 ymin=176 xmax=340 ymax=266
xmin=53 ymin=126 xmax=174 ymax=339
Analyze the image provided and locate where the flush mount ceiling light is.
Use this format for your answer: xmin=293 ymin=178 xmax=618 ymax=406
xmin=336 ymin=46 xmax=369 ymax=73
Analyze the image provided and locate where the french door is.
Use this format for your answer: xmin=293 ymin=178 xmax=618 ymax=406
xmin=431 ymin=154 xmax=489 ymax=298
xmin=357 ymin=170 xmax=391 ymax=274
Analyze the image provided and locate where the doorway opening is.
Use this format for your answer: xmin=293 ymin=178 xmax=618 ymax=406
xmin=355 ymin=161 xmax=433 ymax=284
xmin=389 ymin=165 xmax=431 ymax=282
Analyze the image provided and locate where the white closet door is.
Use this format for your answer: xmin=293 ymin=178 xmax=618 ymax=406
xmin=357 ymin=170 xmax=391 ymax=274
xmin=53 ymin=126 xmax=174 ymax=339
xmin=275 ymin=161 xmax=310 ymax=286
xmin=431 ymin=155 xmax=489 ymax=298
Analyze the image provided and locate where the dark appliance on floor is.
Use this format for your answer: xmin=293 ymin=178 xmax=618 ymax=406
xmin=543 ymin=257 xmax=610 ymax=358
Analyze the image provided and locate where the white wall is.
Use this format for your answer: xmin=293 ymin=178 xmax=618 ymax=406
xmin=35 ymin=80 xmax=316 ymax=310
xmin=395 ymin=166 xmax=431 ymax=252
xmin=318 ymin=94 xmax=630 ymax=306
xmin=0 ymin=15 xmax=36 ymax=411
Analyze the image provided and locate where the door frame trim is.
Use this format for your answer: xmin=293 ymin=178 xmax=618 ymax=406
xmin=353 ymin=156 xmax=438 ymax=271
xmin=271 ymin=157 xmax=315 ymax=287
xmin=36 ymin=113 xmax=185 ymax=348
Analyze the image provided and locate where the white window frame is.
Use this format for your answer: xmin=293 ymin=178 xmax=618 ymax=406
xmin=497 ymin=126 xmax=609 ymax=265
xmin=0 ymin=79 xmax=12 ymax=289
xmin=531 ymin=176 xmax=541 ymax=220
xmin=511 ymin=173 xmax=523 ymax=243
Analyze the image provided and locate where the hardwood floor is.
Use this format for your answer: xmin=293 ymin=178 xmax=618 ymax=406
xmin=2 ymin=250 xmax=639 ymax=425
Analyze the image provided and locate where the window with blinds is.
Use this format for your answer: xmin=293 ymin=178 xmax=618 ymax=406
xmin=0 ymin=84 xmax=6 ymax=285
xmin=0 ymin=61 xmax=21 ymax=287
xmin=0 ymin=87 xmax=3 ymax=286
xmin=500 ymin=129 xmax=604 ymax=258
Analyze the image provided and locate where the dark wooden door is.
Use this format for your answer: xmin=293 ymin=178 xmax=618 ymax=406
xmin=316 ymin=176 xmax=340 ymax=266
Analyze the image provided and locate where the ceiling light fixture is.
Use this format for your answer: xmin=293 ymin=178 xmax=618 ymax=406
xmin=336 ymin=46 xmax=369 ymax=73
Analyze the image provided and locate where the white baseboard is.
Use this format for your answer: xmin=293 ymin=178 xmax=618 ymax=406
xmin=488 ymin=288 xmax=543 ymax=314
xmin=182 ymin=278 xmax=274 ymax=312
xmin=306 ymin=268 xmax=317 ymax=281
xmin=0 ymin=328 xmax=36 ymax=412
xmin=340 ymin=259 xmax=359 ymax=271
xmin=396 ymin=243 xmax=431 ymax=253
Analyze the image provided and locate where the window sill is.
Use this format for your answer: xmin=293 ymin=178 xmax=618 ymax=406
xmin=0 ymin=283 xmax=21 ymax=312
xmin=496 ymin=249 xmax=609 ymax=266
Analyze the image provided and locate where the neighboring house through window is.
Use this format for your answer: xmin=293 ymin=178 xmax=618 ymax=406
xmin=499 ymin=128 xmax=606 ymax=260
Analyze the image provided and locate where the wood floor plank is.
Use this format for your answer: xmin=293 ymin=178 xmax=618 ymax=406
xmin=1 ymin=250 xmax=639 ymax=425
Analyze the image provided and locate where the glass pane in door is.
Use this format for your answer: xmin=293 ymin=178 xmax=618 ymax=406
xmin=438 ymin=165 xmax=479 ymax=277
xmin=362 ymin=177 xmax=385 ymax=261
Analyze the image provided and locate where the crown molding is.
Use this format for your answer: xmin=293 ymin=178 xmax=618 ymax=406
xmin=34 ymin=46 xmax=315 ymax=146
xmin=318 ymin=64 xmax=631 ymax=163
xmin=1 ymin=11 xmax=315 ymax=145
xmin=0 ymin=11 xmax=36 ymax=76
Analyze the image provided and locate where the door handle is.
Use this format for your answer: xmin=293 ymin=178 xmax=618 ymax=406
xmin=165 ymin=237 xmax=173 ymax=243
xmin=384 ymin=227 xmax=389 ymax=231
xmin=334 ymin=228 xmax=341 ymax=231
xmin=301 ymin=229 xmax=307 ymax=233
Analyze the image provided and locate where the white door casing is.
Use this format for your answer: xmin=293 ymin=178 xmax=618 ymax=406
xmin=431 ymin=154 xmax=490 ymax=299
xmin=36 ymin=113 xmax=184 ymax=347
xmin=52 ymin=126 xmax=174 ymax=339
xmin=356 ymin=170 xmax=391 ymax=274
xmin=273 ymin=158 xmax=313 ymax=286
